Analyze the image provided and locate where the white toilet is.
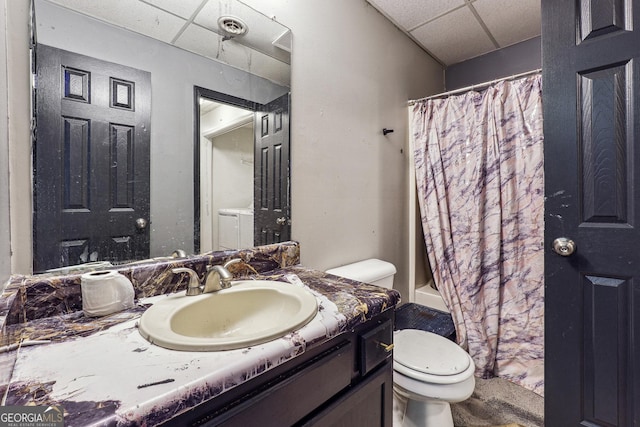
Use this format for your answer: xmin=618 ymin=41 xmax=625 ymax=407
xmin=326 ymin=259 xmax=475 ymax=427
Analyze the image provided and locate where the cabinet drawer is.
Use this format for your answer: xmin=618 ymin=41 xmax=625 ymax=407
xmin=359 ymin=319 xmax=393 ymax=376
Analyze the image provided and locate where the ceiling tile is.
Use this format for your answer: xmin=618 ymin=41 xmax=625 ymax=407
xmin=173 ymin=23 xmax=222 ymax=59
xmin=139 ymin=0 xmax=205 ymax=20
xmin=410 ymin=6 xmax=495 ymax=65
xmin=473 ymin=0 xmax=541 ymax=47
xmin=367 ymin=0 xmax=465 ymax=31
xmin=174 ymin=23 xmax=290 ymax=85
xmin=47 ymin=0 xmax=187 ymax=43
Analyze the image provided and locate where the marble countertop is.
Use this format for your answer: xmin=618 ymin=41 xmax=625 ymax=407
xmin=1 ymin=266 xmax=400 ymax=426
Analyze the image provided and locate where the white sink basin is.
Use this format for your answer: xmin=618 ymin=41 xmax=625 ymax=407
xmin=138 ymin=280 xmax=318 ymax=351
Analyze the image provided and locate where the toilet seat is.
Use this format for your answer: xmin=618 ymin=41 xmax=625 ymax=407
xmin=393 ymin=329 xmax=475 ymax=385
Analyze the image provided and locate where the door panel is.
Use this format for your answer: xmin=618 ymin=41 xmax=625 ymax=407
xmin=254 ymin=93 xmax=290 ymax=245
xmin=583 ymin=275 xmax=632 ymax=425
xmin=34 ymin=44 xmax=151 ymax=272
xmin=543 ymin=0 xmax=640 ymax=425
xmin=578 ymin=0 xmax=629 ymax=41
xmin=579 ymin=64 xmax=631 ymax=225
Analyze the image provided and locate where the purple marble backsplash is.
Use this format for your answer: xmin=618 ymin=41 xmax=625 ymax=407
xmin=0 ymin=241 xmax=300 ymax=330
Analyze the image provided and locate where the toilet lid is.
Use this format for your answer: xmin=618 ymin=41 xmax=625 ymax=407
xmin=394 ymin=329 xmax=470 ymax=376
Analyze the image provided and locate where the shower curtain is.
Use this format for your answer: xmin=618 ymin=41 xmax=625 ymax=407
xmin=411 ymin=74 xmax=544 ymax=395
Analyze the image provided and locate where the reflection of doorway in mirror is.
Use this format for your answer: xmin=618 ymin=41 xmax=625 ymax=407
xmin=199 ymin=99 xmax=254 ymax=252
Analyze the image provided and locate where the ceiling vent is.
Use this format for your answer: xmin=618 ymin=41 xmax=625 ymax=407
xmin=217 ymin=16 xmax=248 ymax=37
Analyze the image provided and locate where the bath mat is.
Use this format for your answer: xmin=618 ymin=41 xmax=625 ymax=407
xmin=394 ymin=302 xmax=456 ymax=340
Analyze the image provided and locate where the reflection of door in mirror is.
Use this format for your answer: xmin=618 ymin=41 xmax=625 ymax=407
xmin=198 ymin=97 xmax=254 ymax=252
xmin=34 ymin=44 xmax=151 ymax=272
xmin=194 ymin=88 xmax=291 ymax=253
xmin=254 ymin=94 xmax=291 ymax=246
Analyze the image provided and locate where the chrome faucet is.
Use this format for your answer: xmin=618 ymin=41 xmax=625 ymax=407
xmin=202 ymin=259 xmax=242 ymax=293
xmin=171 ymin=268 xmax=202 ymax=296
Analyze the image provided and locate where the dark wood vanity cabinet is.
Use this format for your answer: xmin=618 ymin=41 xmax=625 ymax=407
xmin=301 ymin=362 xmax=393 ymax=427
xmin=167 ymin=310 xmax=394 ymax=427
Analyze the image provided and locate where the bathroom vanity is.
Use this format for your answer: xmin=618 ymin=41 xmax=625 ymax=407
xmin=171 ymin=309 xmax=394 ymax=426
xmin=0 ymin=242 xmax=400 ymax=426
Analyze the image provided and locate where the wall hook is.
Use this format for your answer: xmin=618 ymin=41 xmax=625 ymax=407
xmin=382 ymin=128 xmax=394 ymax=136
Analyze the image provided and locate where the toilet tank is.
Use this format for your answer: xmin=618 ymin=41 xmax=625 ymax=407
xmin=326 ymin=259 xmax=397 ymax=289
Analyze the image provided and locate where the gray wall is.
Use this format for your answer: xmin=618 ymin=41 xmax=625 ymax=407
xmin=35 ymin=0 xmax=288 ymax=258
xmin=240 ymin=0 xmax=444 ymax=302
xmin=445 ymin=36 xmax=541 ymax=91
xmin=0 ymin=0 xmax=11 ymax=283
xmin=2 ymin=0 xmax=32 ymax=279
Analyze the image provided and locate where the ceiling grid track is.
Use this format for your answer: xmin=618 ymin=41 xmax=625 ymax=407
xmin=464 ymin=0 xmax=500 ymax=49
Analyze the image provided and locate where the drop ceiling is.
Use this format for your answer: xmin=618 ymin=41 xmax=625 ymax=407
xmin=366 ymin=0 xmax=541 ymax=66
xmin=40 ymin=0 xmax=539 ymax=70
xmin=42 ymin=0 xmax=291 ymax=63
xmin=39 ymin=0 xmax=291 ymax=85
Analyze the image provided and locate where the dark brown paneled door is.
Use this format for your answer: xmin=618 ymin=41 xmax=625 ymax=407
xmin=254 ymin=93 xmax=290 ymax=245
xmin=34 ymin=44 xmax=151 ymax=272
xmin=543 ymin=1 xmax=640 ymax=425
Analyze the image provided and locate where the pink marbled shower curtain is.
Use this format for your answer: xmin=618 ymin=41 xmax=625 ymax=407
xmin=411 ymin=74 xmax=544 ymax=395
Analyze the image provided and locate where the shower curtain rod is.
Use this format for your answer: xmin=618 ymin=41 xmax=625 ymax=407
xmin=407 ymin=68 xmax=542 ymax=105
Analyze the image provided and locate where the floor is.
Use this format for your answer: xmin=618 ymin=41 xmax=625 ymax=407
xmin=451 ymin=377 xmax=544 ymax=427
xmin=393 ymin=375 xmax=543 ymax=427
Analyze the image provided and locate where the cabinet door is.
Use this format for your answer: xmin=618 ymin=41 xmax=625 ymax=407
xmin=218 ymin=213 xmax=239 ymax=250
xmin=205 ymin=342 xmax=353 ymax=427
xmin=301 ymin=362 xmax=393 ymax=427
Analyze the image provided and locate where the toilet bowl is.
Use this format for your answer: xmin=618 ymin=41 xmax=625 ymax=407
xmin=326 ymin=259 xmax=475 ymax=427
xmin=393 ymin=329 xmax=475 ymax=426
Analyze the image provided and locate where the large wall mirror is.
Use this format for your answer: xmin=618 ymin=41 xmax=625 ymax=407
xmin=32 ymin=0 xmax=291 ymax=272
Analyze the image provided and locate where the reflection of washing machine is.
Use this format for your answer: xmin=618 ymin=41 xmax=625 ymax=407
xmin=218 ymin=208 xmax=254 ymax=250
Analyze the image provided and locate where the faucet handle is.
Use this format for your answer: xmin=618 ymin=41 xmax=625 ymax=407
xmin=170 ymin=249 xmax=187 ymax=258
xmin=172 ymin=268 xmax=202 ymax=296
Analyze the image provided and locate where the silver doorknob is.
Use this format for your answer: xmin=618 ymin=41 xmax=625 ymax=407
xmin=276 ymin=217 xmax=287 ymax=226
xmin=135 ymin=218 xmax=148 ymax=230
xmin=553 ymin=237 xmax=576 ymax=256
